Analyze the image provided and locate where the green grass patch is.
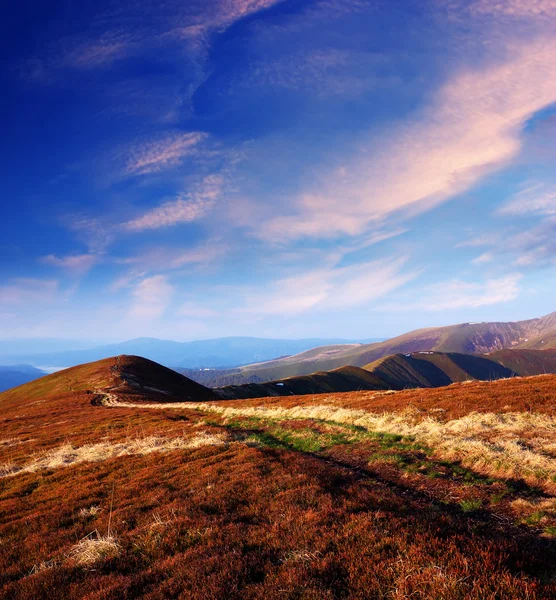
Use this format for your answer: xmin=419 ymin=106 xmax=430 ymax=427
xmin=459 ymin=499 xmax=483 ymax=513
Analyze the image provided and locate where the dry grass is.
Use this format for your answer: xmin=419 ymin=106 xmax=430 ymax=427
xmin=103 ymin=398 xmax=556 ymax=488
xmin=1 ymin=432 xmax=228 ymax=477
xmin=4 ymin=370 xmax=556 ymax=598
xmin=78 ymin=505 xmax=102 ymax=519
xmin=67 ymin=531 xmax=121 ymax=566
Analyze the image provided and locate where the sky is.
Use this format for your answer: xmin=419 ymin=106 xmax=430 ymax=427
xmin=1 ymin=0 xmax=556 ymax=342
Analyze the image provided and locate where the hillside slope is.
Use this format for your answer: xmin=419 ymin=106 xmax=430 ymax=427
xmin=217 ymin=365 xmax=389 ymax=399
xmin=0 ymin=355 xmax=219 ymax=410
xmin=218 ymin=312 xmax=556 ymax=384
xmin=2 ymin=364 xmax=556 ymax=599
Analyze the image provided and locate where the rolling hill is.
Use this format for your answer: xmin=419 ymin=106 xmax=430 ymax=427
xmin=215 ymin=349 xmax=556 ymax=397
xmin=207 ymin=312 xmax=556 ymax=384
xmin=2 ymin=354 xmax=556 ymax=598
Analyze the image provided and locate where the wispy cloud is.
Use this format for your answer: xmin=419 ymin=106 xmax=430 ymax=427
xmin=124 ymin=174 xmax=222 ymax=231
xmin=0 ymin=279 xmax=59 ymax=305
xmin=462 ymin=0 xmax=556 ymax=18
xmin=383 ymin=274 xmax=522 ymax=312
xmin=234 ymin=49 xmax=397 ymax=97
xmin=116 ymin=241 xmax=226 ymax=271
xmin=64 ymin=32 xmax=132 ymax=69
xmin=41 ymin=253 xmax=98 ymax=275
xmin=128 ymin=275 xmax=173 ymax=319
xmin=123 ymin=132 xmax=207 ymax=176
xmin=237 ymin=256 xmax=417 ymax=316
xmin=497 ymin=183 xmax=556 ymax=216
xmin=423 ymin=275 xmax=522 ymax=310
xmin=256 ymin=36 xmax=556 ymax=242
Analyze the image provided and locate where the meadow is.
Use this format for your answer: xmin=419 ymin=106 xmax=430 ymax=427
xmin=1 ymin=358 xmax=555 ymax=599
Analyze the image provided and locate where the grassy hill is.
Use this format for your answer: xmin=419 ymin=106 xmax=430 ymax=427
xmin=1 ymin=356 xmax=556 ymax=598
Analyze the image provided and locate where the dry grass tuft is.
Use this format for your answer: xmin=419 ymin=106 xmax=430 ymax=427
xmin=78 ymin=505 xmax=102 ymax=519
xmin=2 ymin=432 xmax=228 ymax=477
xmin=67 ymin=530 xmax=121 ymax=566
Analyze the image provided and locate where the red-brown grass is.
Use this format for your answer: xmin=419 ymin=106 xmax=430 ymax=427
xmin=1 ymin=358 xmax=556 ymax=599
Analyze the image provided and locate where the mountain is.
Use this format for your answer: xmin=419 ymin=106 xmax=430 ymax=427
xmin=2 ymin=337 xmax=380 ymax=370
xmin=215 ymin=312 xmax=556 ymax=384
xmin=214 ymin=349 xmax=556 ymax=398
xmin=0 ymin=364 xmax=46 ymax=392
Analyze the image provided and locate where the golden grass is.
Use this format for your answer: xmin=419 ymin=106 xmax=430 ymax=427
xmin=1 ymin=432 xmax=228 ymax=477
xmin=103 ymin=397 xmax=556 ymax=487
xmin=67 ymin=531 xmax=121 ymax=566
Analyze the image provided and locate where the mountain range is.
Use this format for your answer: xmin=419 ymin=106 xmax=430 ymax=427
xmin=0 ymin=336 xmax=380 ymax=370
xmin=195 ymin=311 xmax=556 ymax=386
xmin=0 ymin=364 xmax=46 ymax=393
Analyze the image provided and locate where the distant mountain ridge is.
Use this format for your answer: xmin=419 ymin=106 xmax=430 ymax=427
xmin=4 ymin=350 xmax=556 ymax=406
xmin=1 ymin=337 xmax=381 ymax=370
xmin=215 ymin=349 xmax=556 ymax=398
xmin=0 ymin=365 xmax=46 ymax=393
xmin=212 ymin=312 xmax=556 ymax=385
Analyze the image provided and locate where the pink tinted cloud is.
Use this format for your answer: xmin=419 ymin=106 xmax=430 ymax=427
xmin=257 ymin=37 xmax=556 ymax=241
xmin=123 ymin=132 xmax=207 ymax=176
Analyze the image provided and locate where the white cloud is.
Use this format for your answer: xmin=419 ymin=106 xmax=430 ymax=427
xmin=464 ymin=0 xmax=556 ymax=18
xmin=123 ymin=132 xmax=206 ymax=176
xmin=64 ymin=32 xmax=132 ymax=69
xmin=124 ymin=198 xmax=210 ymax=231
xmin=116 ymin=242 xmax=226 ymax=272
xmin=423 ymin=274 xmax=522 ymax=311
xmin=472 ymin=252 xmax=494 ymax=265
xmin=497 ymin=183 xmax=556 ymax=216
xmin=128 ymin=275 xmax=173 ymax=319
xmin=237 ymin=256 xmax=417 ymax=316
xmin=124 ymin=175 xmax=222 ymax=231
xmin=0 ymin=279 xmax=59 ymax=305
xmin=257 ymin=37 xmax=556 ymax=241
xmin=41 ymin=253 xmax=98 ymax=274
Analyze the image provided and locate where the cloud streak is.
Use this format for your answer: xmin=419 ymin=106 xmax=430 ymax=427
xmin=123 ymin=132 xmax=207 ymax=176
xmin=237 ymin=256 xmax=417 ymax=316
xmin=124 ymin=174 xmax=222 ymax=230
xmin=257 ymin=36 xmax=556 ymax=242
xmin=498 ymin=183 xmax=556 ymax=216
xmin=41 ymin=253 xmax=98 ymax=275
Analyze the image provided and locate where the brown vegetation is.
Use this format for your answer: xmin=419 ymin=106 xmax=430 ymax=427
xmin=1 ymin=357 xmax=556 ymax=598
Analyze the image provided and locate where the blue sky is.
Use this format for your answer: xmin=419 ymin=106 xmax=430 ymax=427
xmin=1 ymin=0 xmax=556 ymax=341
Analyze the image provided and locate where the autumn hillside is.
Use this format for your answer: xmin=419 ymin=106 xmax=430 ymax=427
xmin=2 ymin=356 xmax=556 ymax=599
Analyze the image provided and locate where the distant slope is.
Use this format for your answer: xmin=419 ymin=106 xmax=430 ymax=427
xmin=220 ymin=313 xmax=556 ymax=384
xmin=487 ymin=349 xmax=556 ymax=375
xmin=6 ymin=337 xmax=378 ymax=369
xmin=216 ymin=366 xmax=389 ymax=399
xmin=0 ymin=365 xmax=46 ymax=393
xmin=363 ymin=353 xmax=515 ymax=389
